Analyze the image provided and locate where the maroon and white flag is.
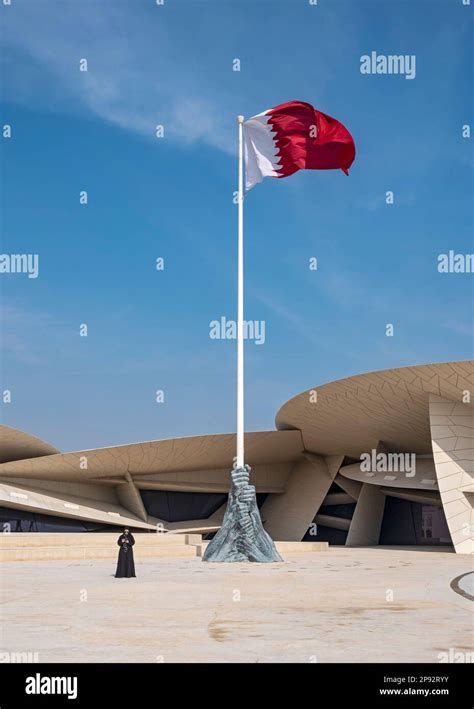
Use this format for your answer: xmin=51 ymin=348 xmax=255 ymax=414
xmin=243 ymin=100 xmax=356 ymax=190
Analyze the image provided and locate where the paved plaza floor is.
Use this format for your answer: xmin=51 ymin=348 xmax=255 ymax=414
xmin=1 ymin=547 xmax=472 ymax=663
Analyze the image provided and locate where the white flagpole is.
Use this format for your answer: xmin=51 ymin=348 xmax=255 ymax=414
xmin=236 ymin=115 xmax=245 ymax=469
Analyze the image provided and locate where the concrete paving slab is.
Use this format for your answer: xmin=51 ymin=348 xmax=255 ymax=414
xmin=0 ymin=547 xmax=472 ymax=663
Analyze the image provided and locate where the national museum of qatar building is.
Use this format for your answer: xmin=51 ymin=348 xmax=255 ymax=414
xmin=1 ymin=361 xmax=472 ymax=555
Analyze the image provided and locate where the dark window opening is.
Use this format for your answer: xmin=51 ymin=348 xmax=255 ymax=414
xmin=140 ymin=490 xmax=228 ymax=523
xmin=380 ymin=498 xmax=452 ymax=545
xmin=303 ymin=524 xmax=348 ymax=545
xmin=318 ymin=503 xmax=356 ymax=520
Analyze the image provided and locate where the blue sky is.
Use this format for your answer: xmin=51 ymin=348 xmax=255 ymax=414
xmin=1 ymin=0 xmax=472 ymax=451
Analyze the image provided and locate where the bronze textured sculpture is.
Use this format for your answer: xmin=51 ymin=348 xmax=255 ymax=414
xmin=203 ymin=465 xmax=282 ymax=563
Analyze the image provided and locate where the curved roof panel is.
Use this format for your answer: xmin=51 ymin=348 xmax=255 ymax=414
xmin=0 ymin=425 xmax=59 ymax=463
xmin=275 ymin=361 xmax=474 ymax=458
xmin=0 ymin=430 xmax=303 ymax=482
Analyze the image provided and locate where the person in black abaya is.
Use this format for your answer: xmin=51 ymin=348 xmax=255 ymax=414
xmin=115 ymin=527 xmax=136 ymax=578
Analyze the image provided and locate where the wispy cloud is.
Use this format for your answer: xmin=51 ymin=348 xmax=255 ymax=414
xmin=2 ymin=1 xmax=348 ymax=156
xmin=2 ymin=2 xmax=237 ymax=153
xmin=441 ymin=318 xmax=473 ymax=338
xmin=250 ymin=285 xmax=320 ymax=346
xmin=1 ymin=302 xmax=63 ymax=366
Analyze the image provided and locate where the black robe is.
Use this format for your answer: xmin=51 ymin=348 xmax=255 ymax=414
xmin=115 ymin=533 xmax=136 ymax=578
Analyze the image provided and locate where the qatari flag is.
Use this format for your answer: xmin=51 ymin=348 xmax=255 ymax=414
xmin=243 ymin=100 xmax=356 ymax=191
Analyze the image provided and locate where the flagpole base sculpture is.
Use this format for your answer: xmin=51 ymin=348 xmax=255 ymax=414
xmin=202 ymin=465 xmax=282 ymax=563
